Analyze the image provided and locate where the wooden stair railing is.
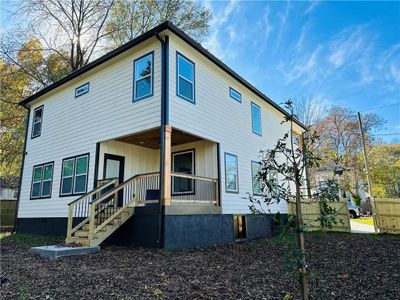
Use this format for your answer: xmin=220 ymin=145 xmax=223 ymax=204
xmin=66 ymin=172 xmax=160 ymax=246
xmin=66 ymin=178 xmax=119 ymax=241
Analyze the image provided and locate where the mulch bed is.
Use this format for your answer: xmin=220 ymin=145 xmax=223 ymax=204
xmin=1 ymin=233 xmax=399 ymax=299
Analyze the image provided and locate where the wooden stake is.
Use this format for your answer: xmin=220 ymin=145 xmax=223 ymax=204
xmin=357 ymin=112 xmax=378 ymax=233
xmin=162 ymin=125 xmax=172 ymax=206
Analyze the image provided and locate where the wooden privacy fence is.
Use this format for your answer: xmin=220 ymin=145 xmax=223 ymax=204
xmin=288 ymin=200 xmax=351 ymax=232
xmin=375 ymin=199 xmax=400 ymax=234
xmin=0 ymin=200 xmax=17 ymax=231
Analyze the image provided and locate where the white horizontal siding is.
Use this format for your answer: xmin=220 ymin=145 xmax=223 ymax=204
xmin=168 ymin=35 xmax=302 ymax=215
xmin=99 ymin=140 xmax=159 ymax=180
xmin=171 ymin=140 xmax=218 ymax=179
xmin=18 ymin=39 xmax=162 ymax=218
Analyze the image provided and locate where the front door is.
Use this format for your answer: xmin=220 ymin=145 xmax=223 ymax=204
xmin=103 ymin=154 xmax=125 ymax=206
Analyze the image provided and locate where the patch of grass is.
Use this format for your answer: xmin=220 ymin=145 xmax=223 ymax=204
xmin=0 ymin=233 xmax=63 ymax=247
xmin=351 ymin=217 xmax=374 ymax=225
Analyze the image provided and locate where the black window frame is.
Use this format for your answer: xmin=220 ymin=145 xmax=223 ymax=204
xmin=60 ymin=153 xmax=90 ymax=197
xmin=30 ymin=161 xmax=54 ymax=200
xmin=171 ymin=149 xmax=195 ymax=196
xmin=31 ymin=105 xmax=44 ymax=139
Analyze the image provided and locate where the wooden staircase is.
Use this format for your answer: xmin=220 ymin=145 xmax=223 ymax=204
xmin=65 ymin=173 xmax=160 ymax=247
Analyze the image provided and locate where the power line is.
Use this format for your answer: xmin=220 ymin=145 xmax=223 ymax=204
xmin=370 ymin=133 xmax=400 ymax=136
xmin=359 ymin=102 xmax=400 ymax=113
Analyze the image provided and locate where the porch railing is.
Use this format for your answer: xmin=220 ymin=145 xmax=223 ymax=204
xmin=66 ymin=178 xmax=119 ymax=239
xmin=171 ymin=172 xmax=218 ymax=205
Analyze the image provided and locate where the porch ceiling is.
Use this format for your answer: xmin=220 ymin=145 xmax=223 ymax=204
xmin=116 ymin=128 xmax=202 ymax=149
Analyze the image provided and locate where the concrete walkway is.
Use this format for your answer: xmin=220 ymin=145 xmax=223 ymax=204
xmin=350 ymin=220 xmax=375 ymax=234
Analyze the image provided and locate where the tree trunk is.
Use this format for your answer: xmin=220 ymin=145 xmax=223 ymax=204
xmin=294 ymin=169 xmax=309 ymax=300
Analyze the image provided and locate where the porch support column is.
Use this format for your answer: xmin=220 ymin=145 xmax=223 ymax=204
xmin=162 ymin=125 xmax=172 ymax=206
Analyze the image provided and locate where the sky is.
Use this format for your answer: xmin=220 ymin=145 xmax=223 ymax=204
xmin=1 ymin=0 xmax=399 ymax=142
xmin=201 ymin=0 xmax=400 ymax=143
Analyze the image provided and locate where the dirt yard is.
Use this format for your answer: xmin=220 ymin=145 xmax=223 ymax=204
xmin=1 ymin=232 xmax=399 ymax=299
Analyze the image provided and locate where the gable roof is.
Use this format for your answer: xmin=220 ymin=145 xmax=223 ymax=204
xmin=19 ymin=21 xmax=306 ymax=130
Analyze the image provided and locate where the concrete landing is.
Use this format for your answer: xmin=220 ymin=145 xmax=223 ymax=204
xmin=31 ymin=245 xmax=100 ymax=259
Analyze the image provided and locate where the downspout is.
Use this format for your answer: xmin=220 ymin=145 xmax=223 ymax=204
xmin=155 ymin=32 xmax=169 ymax=248
xmin=14 ymin=103 xmax=30 ymax=233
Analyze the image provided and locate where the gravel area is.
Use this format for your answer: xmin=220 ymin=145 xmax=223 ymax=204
xmin=1 ymin=233 xmax=399 ymax=299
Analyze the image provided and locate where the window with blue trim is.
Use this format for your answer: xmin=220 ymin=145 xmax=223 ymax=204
xmin=177 ymin=53 xmax=195 ymax=102
xmin=229 ymin=87 xmax=242 ymax=102
xmin=133 ymin=53 xmax=153 ymax=101
xmin=225 ymin=153 xmax=239 ymax=193
xmin=251 ymin=102 xmax=262 ymax=135
xmin=251 ymin=161 xmax=262 ymax=195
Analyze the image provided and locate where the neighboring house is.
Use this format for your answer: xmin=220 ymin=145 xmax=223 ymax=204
xmin=314 ymin=165 xmax=366 ymax=203
xmin=16 ymin=22 xmax=306 ymax=248
xmin=0 ymin=178 xmax=18 ymax=200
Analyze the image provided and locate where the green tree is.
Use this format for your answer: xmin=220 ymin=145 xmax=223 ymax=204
xmin=0 ymin=40 xmax=69 ymax=187
xmin=367 ymin=143 xmax=400 ymax=198
xmin=0 ymin=59 xmax=29 ymax=187
xmin=106 ymin=0 xmax=212 ymax=47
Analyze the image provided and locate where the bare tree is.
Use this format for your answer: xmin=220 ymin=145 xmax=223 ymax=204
xmin=293 ymin=96 xmax=326 ymax=127
xmin=2 ymin=0 xmax=116 ymax=74
xmin=105 ymin=0 xmax=212 ymax=47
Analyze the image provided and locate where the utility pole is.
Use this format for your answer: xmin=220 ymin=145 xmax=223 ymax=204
xmin=357 ymin=112 xmax=378 ymax=233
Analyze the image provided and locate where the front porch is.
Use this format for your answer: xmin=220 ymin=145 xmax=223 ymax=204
xmin=97 ymin=126 xmax=220 ymax=206
xmin=66 ymin=127 xmax=221 ymax=247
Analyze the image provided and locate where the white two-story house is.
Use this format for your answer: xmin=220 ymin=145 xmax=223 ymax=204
xmin=16 ymin=22 xmax=306 ymax=248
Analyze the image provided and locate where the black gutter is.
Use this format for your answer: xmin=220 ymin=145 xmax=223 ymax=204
xmin=155 ymin=32 xmax=168 ymax=248
xmin=13 ymin=105 xmax=30 ymax=232
xmin=19 ymin=21 xmax=305 ymax=130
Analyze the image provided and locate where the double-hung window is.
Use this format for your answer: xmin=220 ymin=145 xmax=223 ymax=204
xmin=251 ymin=161 xmax=262 ymax=195
xmin=60 ymin=154 xmax=89 ymax=196
xmin=133 ymin=52 xmax=153 ymax=101
xmin=177 ymin=52 xmax=195 ymax=103
xmin=31 ymin=162 xmax=54 ymax=199
xmin=251 ymin=102 xmax=262 ymax=135
xmin=225 ymin=153 xmax=239 ymax=193
xmin=229 ymin=87 xmax=242 ymax=102
xmin=31 ymin=106 xmax=43 ymax=138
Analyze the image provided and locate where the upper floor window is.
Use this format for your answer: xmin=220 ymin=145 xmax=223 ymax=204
xmin=60 ymin=153 xmax=89 ymax=196
xmin=177 ymin=52 xmax=195 ymax=103
xmin=229 ymin=87 xmax=242 ymax=102
xmin=251 ymin=161 xmax=262 ymax=195
xmin=31 ymin=106 xmax=43 ymax=138
xmin=251 ymin=102 xmax=262 ymax=135
xmin=133 ymin=52 xmax=153 ymax=101
xmin=225 ymin=153 xmax=239 ymax=193
xmin=75 ymin=82 xmax=90 ymax=98
xmin=31 ymin=162 xmax=54 ymax=199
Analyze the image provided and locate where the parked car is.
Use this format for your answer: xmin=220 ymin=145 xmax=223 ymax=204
xmin=348 ymin=204 xmax=362 ymax=219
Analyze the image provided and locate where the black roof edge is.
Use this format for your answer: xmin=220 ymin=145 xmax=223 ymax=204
xmin=19 ymin=22 xmax=169 ymax=106
xmin=19 ymin=21 xmax=306 ymax=130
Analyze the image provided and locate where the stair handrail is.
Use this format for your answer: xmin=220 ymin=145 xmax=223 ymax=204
xmin=87 ymin=172 xmax=160 ymax=240
xmin=66 ymin=178 xmax=119 ymax=240
xmin=67 ymin=178 xmax=119 ymax=206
